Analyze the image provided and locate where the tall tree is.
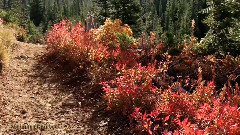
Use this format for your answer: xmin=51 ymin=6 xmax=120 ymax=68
xmin=62 ymin=0 xmax=70 ymax=18
xmin=111 ymin=0 xmax=141 ymax=35
xmin=94 ymin=0 xmax=112 ymax=24
xmin=29 ymin=0 xmax=44 ymax=26
xmin=202 ymin=0 xmax=240 ymax=55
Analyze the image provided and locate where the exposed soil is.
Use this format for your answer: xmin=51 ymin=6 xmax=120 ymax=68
xmin=0 ymin=41 xmax=128 ymax=135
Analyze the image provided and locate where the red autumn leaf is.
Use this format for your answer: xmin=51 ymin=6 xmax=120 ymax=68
xmin=164 ymin=115 xmax=170 ymax=122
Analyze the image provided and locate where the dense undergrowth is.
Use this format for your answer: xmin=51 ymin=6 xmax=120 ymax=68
xmin=46 ymin=19 xmax=240 ymax=134
xmin=0 ymin=18 xmax=16 ymax=72
xmin=0 ymin=10 xmax=44 ymax=44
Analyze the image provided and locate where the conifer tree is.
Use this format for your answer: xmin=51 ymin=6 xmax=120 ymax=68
xmin=62 ymin=0 xmax=70 ymax=18
xmin=202 ymin=0 xmax=240 ymax=55
xmin=29 ymin=0 xmax=43 ymax=26
xmin=111 ymin=0 xmax=141 ymax=35
xmin=94 ymin=0 xmax=111 ymax=24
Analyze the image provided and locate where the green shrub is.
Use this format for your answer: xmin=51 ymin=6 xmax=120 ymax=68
xmin=0 ymin=9 xmax=21 ymax=25
xmin=115 ymin=32 xmax=136 ymax=51
xmin=24 ymin=21 xmax=44 ymax=44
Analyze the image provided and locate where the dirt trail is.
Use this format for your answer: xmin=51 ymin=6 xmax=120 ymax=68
xmin=0 ymin=41 xmax=109 ymax=135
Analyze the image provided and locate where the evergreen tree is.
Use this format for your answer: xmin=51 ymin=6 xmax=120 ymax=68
xmin=111 ymin=0 xmax=141 ymax=35
xmin=178 ymin=1 xmax=192 ymax=40
xmin=94 ymin=0 xmax=112 ymax=24
xmin=0 ymin=0 xmax=5 ymax=9
xmin=29 ymin=0 xmax=43 ymax=26
xmin=7 ymin=0 xmax=18 ymax=9
xmin=158 ymin=0 xmax=164 ymax=20
xmin=62 ymin=0 xmax=70 ymax=18
xmin=202 ymin=0 xmax=240 ymax=55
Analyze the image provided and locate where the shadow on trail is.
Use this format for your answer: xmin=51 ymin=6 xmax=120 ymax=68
xmin=34 ymin=53 xmax=132 ymax=135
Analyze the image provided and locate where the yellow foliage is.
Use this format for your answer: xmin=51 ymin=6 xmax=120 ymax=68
xmin=0 ymin=22 xmax=16 ymax=66
xmin=93 ymin=18 xmax=133 ymax=47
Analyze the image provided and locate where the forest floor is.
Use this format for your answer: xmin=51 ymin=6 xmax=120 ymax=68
xmin=0 ymin=42 xmax=127 ymax=135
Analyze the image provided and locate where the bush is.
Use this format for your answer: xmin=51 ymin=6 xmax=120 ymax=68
xmin=5 ymin=23 xmax=27 ymax=42
xmin=0 ymin=9 xmax=20 ymax=25
xmin=168 ymin=51 xmax=240 ymax=91
xmin=46 ymin=19 xmax=138 ymax=82
xmin=26 ymin=21 xmax=44 ymax=44
xmin=115 ymin=32 xmax=136 ymax=51
xmin=101 ymin=63 xmax=161 ymax=115
xmin=130 ymin=81 xmax=240 ymax=135
xmin=47 ymin=20 xmax=91 ymax=62
xmin=0 ymin=10 xmax=44 ymax=44
xmin=46 ymin=18 xmax=240 ymax=135
xmin=93 ymin=18 xmax=133 ymax=48
xmin=0 ymin=21 xmax=16 ymax=69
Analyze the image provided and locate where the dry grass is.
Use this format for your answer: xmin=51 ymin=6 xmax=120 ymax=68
xmin=0 ymin=21 xmax=16 ymax=68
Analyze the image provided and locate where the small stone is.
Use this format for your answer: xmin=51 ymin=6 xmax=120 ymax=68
xmin=99 ymin=121 xmax=108 ymax=127
xmin=23 ymin=115 xmax=27 ymax=119
xmin=20 ymin=109 xmax=27 ymax=115
xmin=46 ymin=103 xmax=51 ymax=108
xmin=62 ymin=100 xmax=78 ymax=107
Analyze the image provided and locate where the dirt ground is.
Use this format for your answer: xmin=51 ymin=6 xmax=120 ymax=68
xmin=0 ymin=41 xmax=126 ymax=135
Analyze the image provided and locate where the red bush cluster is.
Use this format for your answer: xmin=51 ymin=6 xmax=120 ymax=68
xmin=101 ymin=63 xmax=161 ymax=115
xmin=130 ymin=80 xmax=240 ymax=135
xmin=47 ymin=20 xmax=108 ymax=62
xmin=47 ymin=19 xmax=240 ymax=135
xmin=46 ymin=19 xmax=138 ymax=82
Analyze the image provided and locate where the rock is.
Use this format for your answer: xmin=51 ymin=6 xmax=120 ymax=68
xmin=61 ymin=100 xmax=78 ymax=107
xmin=16 ymin=55 xmax=29 ymax=59
xmin=99 ymin=120 xmax=108 ymax=127
xmin=20 ymin=109 xmax=27 ymax=115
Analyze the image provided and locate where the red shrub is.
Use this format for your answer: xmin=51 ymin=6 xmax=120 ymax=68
xmin=101 ymin=63 xmax=161 ymax=115
xmin=195 ymin=99 xmax=240 ymax=134
xmin=47 ymin=20 xmax=73 ymax=54
xmin=46 ymin=20 xmax=138 ymax=82
xmin=130 ymin=86 xmax=240 ymax=135
xmin=129 ymin=69 xmax=240 ymax=134
xmin=46 ymin=20 xmax=240 ymax=135
xmin=171 ymin=100 xmax=240 ymax=135
xmin=130 ymin=107 xmax=161 ymax=135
